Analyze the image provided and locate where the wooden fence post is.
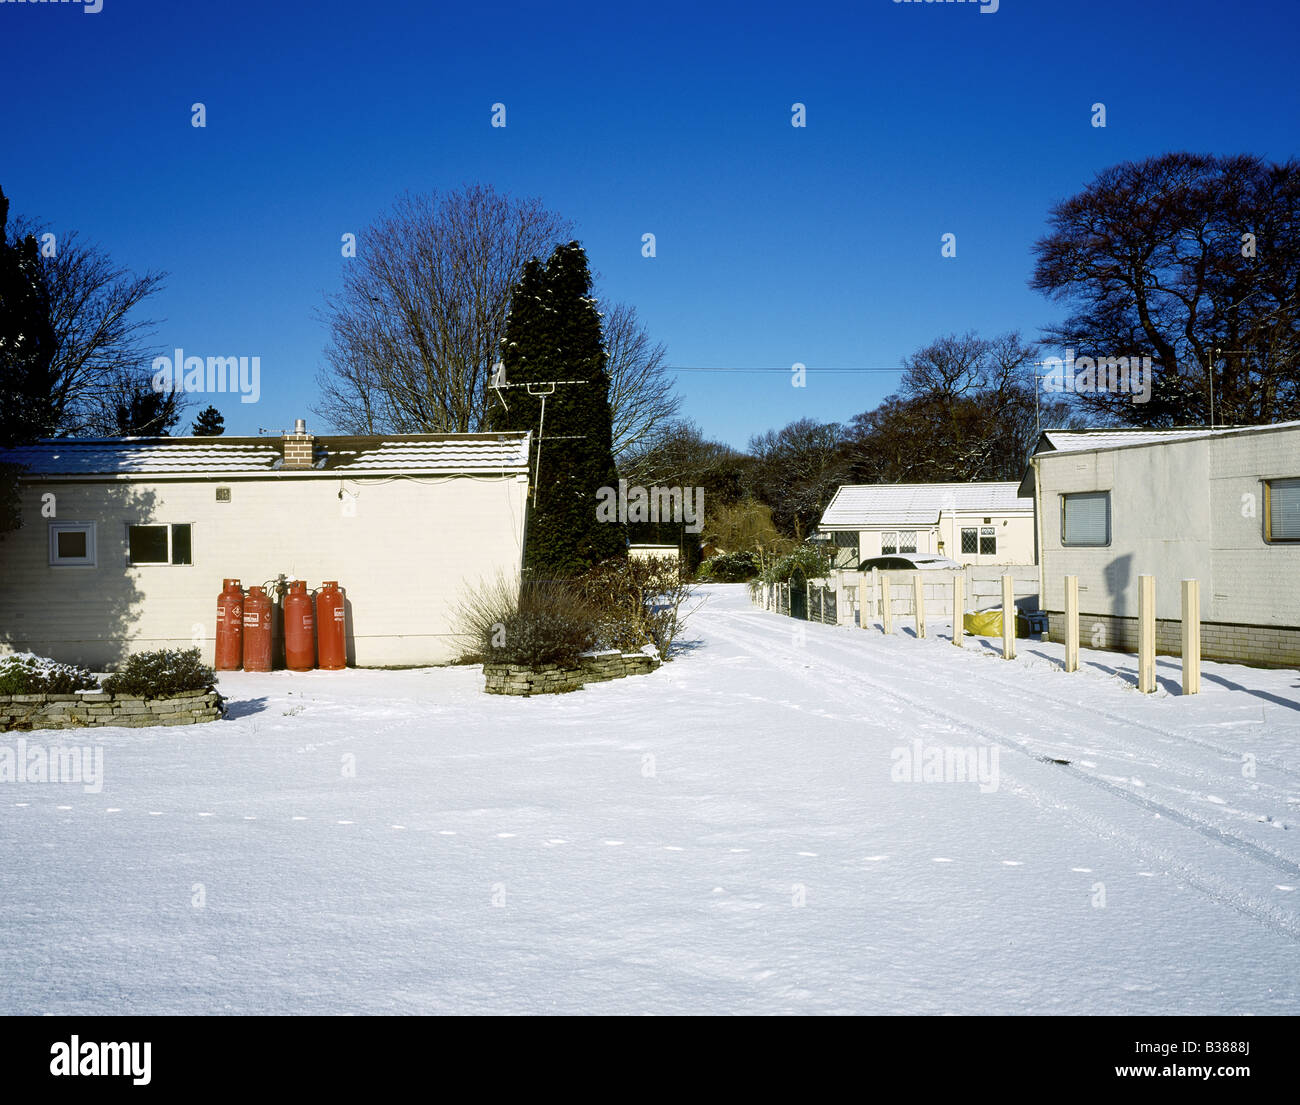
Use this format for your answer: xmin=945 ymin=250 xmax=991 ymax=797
xmin=952 ymin=574 xmax=964 ymax=647
xmin=880 ymin=572 xmax=893 ymax=635
xmin=1138 ymin=574 xmax=1156 ymax=693
xmin=1181 ymin=578 xmax=1200 ymax=695
xmin=1001 ymin=573 xmax=1015 ymax=660
xmin=913 ymin=574 xmax=926 ymax=639
xmin=859 ymin=571 xmax=870 ymax=630
xmin=1064 ymin=575 xmax=1079 ymax=673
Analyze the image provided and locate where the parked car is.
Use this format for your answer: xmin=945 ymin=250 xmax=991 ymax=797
xmin=859 ymin=555 xmax=962 ymax=571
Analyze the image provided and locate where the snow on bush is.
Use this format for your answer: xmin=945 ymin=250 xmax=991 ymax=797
xmin=0 ymin=653 xmax=99 ymax=696
xmin=102 ymin=648 xmax=216 ymax=698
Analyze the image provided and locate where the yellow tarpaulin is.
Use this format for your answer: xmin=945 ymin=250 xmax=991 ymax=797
xmin=962 ymin=610 xmax=1035 ymax=638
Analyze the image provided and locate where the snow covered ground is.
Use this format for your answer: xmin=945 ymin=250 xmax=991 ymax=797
xmin=2 ymin=583 xmax=1298 ymax=1015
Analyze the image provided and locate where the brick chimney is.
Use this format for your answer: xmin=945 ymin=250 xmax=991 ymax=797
xmin=282 ymin=418 xmax=315 ymax=469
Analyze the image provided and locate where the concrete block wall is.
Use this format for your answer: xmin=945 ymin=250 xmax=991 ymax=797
xmin=1046 ymin=611 xmax=1300 ymax=669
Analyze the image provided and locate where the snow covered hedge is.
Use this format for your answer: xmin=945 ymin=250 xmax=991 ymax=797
xmin=0 ymin=654 xmax=99 ymax=696
xmin=102 ymin=648 xmax=216 ymax=698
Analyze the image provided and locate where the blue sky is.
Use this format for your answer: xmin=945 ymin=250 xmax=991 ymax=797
xmin=2 ymin=0 xmax=1297 ymax=448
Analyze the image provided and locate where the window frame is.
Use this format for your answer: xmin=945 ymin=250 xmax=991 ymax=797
xmin=979 ymin=526 xmax=997 ymax=556
xmin=126 ymin=522 xmax=194 ymax=566
xmin=881 ymin=531 xmax=897 ymax=555
xmin=1264 ymin=478 xmax=1300 ymax=544
xmin=960 ymin=527 xmax=978 ymax=555
xmin=48 ymin=522 xmax=97 ymax=568
xmin=898 ymin=530 xmax=917 ymax=554
xmin=1060 ymin=491 xmax=1111 ymax=548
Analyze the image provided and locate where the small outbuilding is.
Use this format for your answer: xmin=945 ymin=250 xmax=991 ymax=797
xmin=0 ymin=423 xmax=532 ymax=668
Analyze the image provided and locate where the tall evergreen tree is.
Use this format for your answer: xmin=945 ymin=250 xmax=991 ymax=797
xmin=0 ymin=186 xmax=58 ymax=449
xmin=191 ymin=405 xmax=225 ymax=436
xmin=489 ymin=242 xmax=625 ymax=577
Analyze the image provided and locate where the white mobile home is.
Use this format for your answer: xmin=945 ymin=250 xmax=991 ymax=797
xmin=817 ymin=482 xmax=1036 ymax=569
xmin=1021 ymin=423 xmax=1300 ymax=668
xmin=0 ymin=424 xmax=532 ymax=668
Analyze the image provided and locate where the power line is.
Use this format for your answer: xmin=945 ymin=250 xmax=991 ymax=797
xmin=667 ymin=366 xmax=905 ymax=374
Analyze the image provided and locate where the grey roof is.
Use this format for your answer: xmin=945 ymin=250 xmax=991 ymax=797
xmin=819 ymin=483 xmax=1032 ymax=529
xmin=1037 ymin=421 xmax=1300 ymax=456
xmin=0 ymin=433 xmax=532 ymax=478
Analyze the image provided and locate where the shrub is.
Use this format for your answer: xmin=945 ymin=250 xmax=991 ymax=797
xmin=102 ymin=648 xmax=216 ymax=697
xmin=576 ymin=556 xmax=692 ymax=657
xmin=0 ymin=653 xmax=99 ymax=695
xmin=758 ymin=543 xmax=832 ymax=586
xmin=697 ymin=550 xmax=758 ymax=583
xmin=456 ymin=576 xmax=599 ymax=668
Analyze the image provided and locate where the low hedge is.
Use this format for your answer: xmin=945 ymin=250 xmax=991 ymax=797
xmin=102 ymin=648 xmax=217 ymax=698
xmin=0 ymin=654 xmax=99 ymax=696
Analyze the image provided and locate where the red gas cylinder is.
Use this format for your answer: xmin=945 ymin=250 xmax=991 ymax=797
xmin=215 ymin=579 xmax=244 ymax=671
xmin=284 ymin=581 xmax=316 ymax=672
xmin=316 ymin=581 xmax=346 ymax=670
xmin=242 ymin=586 xmax=274 ymax=672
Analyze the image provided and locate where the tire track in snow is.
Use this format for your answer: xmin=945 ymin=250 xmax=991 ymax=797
xmin=806 ymin=613 xmax=1300 ymax=784
xmin=704 ymin=611 xmax=1300 ymax=942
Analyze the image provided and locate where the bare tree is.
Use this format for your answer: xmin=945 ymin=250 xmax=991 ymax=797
xmin=601 ymin=300 xmax=680 ymax=458
xmin=12 ymin=218 xmax=169 ymax=436
xmin=314 ymin=185 xmax=574 ymax=434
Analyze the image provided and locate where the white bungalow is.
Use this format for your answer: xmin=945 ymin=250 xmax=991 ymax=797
xmin=817 ymin=482 xmax=1037 ymax=569
xmin=0 ymin=422 xmax=532 ymax=668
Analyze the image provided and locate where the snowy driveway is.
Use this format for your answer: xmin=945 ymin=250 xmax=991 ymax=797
xmin=2 ymin=584 xmax=1298 ymax=1014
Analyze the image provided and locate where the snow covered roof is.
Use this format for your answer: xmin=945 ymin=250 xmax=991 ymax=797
xmin=819 ymin=483 xmax=1032 ymax=529
xmin=1036 ymin=421 xmax=1300 ymax=456
xmin=0 ymin=433 xmax=532 ymax=479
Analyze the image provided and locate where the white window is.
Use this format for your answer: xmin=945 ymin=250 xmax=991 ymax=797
xmin=1061 ymin=492 xmax=1110 ymax=547
xmin=899 ymin=531 xmax=917 ymax=554
xmin=881 ymin=531 xmax=897 ymax=555
xmin=980 ymin=526 xmax=997 ymax=556
xmin=1266 ymin=479 xmax=1300 ymax=542
xmin=127 ymin=523 xmax=193 ymax=565
xmin=49 ymin=522 xmax=96 ymax=567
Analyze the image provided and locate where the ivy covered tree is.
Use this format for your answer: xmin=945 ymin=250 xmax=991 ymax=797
xmin=0 ymin=186 xmax=58 ymax=449
xmin=191 ymin=405 xmax=225 ymax=436
xmin=0 ymin=186 xmax=59 ymax=535
xmin=489 ymin=242 xmax=625 ymax=577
